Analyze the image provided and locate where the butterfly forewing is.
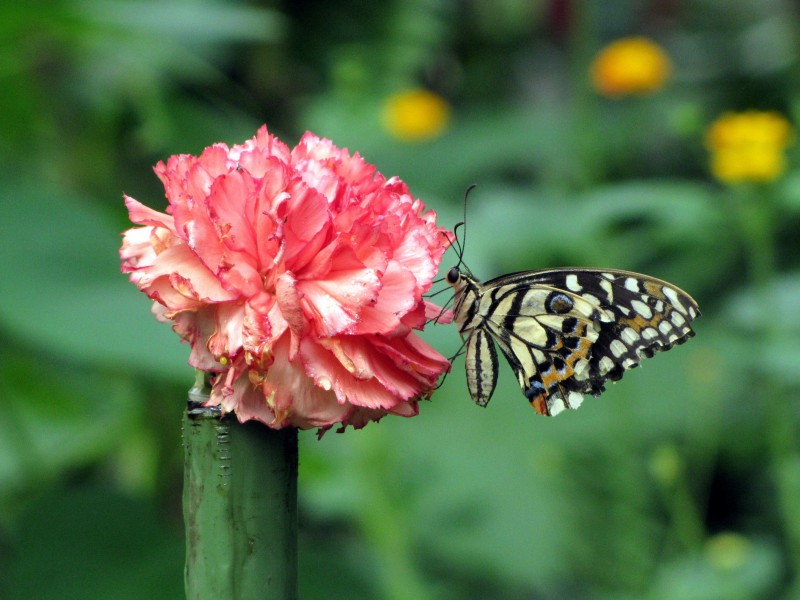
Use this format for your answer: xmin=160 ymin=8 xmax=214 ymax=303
xmin=450 ymin=267 xmax=699 ymax=415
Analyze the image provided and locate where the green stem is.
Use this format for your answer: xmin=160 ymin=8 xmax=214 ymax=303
xmin=567 ymin=0 xmax=601 ymax=189
xmin=670 ymin=467 xmax=707 ymax=552
xmin=356 ymin=434 xmax=431 ymax=600
xmin=650 ymin=444 xmax=706 ymax=556
xmin=734 ymin=184 xmax=776 ymax=289
xmin=183 ymin=370 xmax=298 ymax=600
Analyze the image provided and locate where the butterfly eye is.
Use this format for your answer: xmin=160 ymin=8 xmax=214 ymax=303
xmin=446 ymin=267 xmax=460 ymax=284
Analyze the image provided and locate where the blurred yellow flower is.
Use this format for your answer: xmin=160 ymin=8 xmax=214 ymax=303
xmin=590 ymin=37 xmax=671 ymax=97
xmin=705 ymin=532 xmax=751 ymax=571
xmin=706 ymin=111 xmax=794 ymax=183
xmin=381 ymin=89 xmax=451 ymax=142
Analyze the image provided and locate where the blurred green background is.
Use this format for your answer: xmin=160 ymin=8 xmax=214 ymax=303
xmin=3 ymin=0 xmax=800 ymax=598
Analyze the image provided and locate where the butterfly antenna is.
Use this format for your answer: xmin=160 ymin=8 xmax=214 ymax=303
xmin=429 ymin=184 xmax=479 ymax=330
xmin=449 ymin=224 xmax=462 ymax=260
xmin=461 ymin=184 xmax=476 ymax=248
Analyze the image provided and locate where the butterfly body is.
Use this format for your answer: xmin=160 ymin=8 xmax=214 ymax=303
xmin=446 ymin=266 xmax=700 ymax=416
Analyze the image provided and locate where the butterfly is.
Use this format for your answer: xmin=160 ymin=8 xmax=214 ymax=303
xmin=445 ymin=227 xmax=700 ymax=416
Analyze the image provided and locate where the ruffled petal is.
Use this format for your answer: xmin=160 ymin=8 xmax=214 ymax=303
xmin=354 ymin=262 xmax=418 ymax=335
xmin=121 ymin=124 xmax=452 ymax=432
xmin=136 ymin=243 xmax=239 ymax=303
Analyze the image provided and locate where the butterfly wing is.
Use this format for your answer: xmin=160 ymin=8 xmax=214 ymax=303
xmin=476 ymin=268 xmax=699 ymax=415
xmin=464 ymin=327 xmax=499 ymax=407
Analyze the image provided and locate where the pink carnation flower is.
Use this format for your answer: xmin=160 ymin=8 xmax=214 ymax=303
xmin=121 ymin=126 xmax=451 ymax=432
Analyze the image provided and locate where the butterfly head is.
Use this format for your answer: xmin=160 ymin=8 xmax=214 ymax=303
xmin=446 ymin=266 xmax=462 ymax=286
xmin=445 ymin=264 xmax=478 ymax=293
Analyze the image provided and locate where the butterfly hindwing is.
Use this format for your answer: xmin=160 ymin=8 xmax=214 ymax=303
xmin=523 ymin=269 xmax=699 ymax=384
xmin=479 ymin=283 xmax=605 ymax=415
xmin=449 ymin=267 xmax=699 ymax=415
xmin=465 ymin=327 xmax=499 ymax=407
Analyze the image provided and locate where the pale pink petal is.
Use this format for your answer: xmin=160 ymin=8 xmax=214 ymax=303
xmin=393 ymin=228 xmax=440 ymax=289
xmin=275 ymin=271 xmax=306 ymax=335
xmin=300 ymin=337 xmax=411 ymax=409
xmin=355 ymin=262 xmax=418 ymax=335
xmin=279 ymin=182 xmax=332 ymax=272
xmin=370 ymin=333 xmax=451 ymax=384
xmin=207 ymin=362 xmax=274 ymax=421
xmin=322 ymin=336 xmax=425 ymax=400
xmin=197 ymin=144 xmax=235 ymax=179
xmin=259 ymin=335 xmax=349 ymax=428
xmin=123 ymin=196 xmax=176 ymax=232
xmin=338 ymin=399 xmax=420 ymax=432
xmin=137 ymin=243 xmax=239 ymax=303
xmin=232 ymin=125 xmax=292 ymax=172
xmin=181 ymin=308 xmax=225 ymax=370
xmin=228 ymin=380 xmax=277 ymax=425
xmin=426 ymin=301 xmax=453 ymax=324
xmin=207 ymin=301 xmax=246 ymax=360
xmin=297 ymin=265 xmax=381 ymax=336
xmin=120 ymin=226 xmax=158 ymax=269
xmin=143 ymin=276 xmax=206 ymax=313
xmin=217 ymin=259 xmax=263 ymax=298
xmin=208 ymin=170 xmax=258 ymax=256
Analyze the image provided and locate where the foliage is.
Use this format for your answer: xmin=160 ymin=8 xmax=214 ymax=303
xmin=2 ymin=0 xmax=800 ymax=598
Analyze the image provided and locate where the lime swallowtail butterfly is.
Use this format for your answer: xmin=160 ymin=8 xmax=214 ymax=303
xmin=444 ymin=218 xmax=700 ymax=416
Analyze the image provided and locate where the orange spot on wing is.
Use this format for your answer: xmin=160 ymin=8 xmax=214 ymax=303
xmin=531 ymin=395 xmax=549 ymax=416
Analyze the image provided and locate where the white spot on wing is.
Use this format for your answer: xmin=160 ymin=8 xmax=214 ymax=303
xmin=567 ymin=391 xmax=584 ymax=409
xmin=573 ymin=359 xmax=590 ymax=379
xmin=671 ymin=311 xmax=686 ymax=327
xmin=599 ymin=355 xmax=615 ymax=374
xmin=600 ymin=279 xmax=614 ymax=302
xmin=622 ymin=327 xmax=640 ymax=344
xmin=548 ymin=396 xmax=566 ymax=415
xmin=566 ymin=274 xmax=582 ymax=292
xmin=581 ymin=293 xmax=601 ymax=307
xmin=663 ymin=286 xmax=687 ymax=314
xmin=631 ymin=299 xmax=653 ymax=319
xmin=610 ymin=339 xmax=628 ymax=358
xmin=642 ymin=327 xmax=659 ymax=340
xmin=625 ymin=277 xmax=641 ymax=292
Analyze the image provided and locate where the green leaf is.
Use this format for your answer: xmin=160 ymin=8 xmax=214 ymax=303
xmin=0 ymin=179 xmax=189 ymax=379
xmin=0 ymin=349 xmax=140 ymax=521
